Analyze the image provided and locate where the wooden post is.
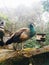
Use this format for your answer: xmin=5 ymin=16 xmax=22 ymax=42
xmin=36 ymin=34 xmax=46 ymax=46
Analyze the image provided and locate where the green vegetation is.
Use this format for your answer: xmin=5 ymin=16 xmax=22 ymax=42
xmin=42 ymin=0 xmax=49 ymax=12
xmin=0 ymin=13 xmax=49 ymax=48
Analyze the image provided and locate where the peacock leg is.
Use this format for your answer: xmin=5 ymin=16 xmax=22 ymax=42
xmin=21 ymin=42 xmax=24 ymax=50
xmin=13 ymin=43 xmax=18 ymax=50
xmin=13 ymin=43 xmax=15 ymax=50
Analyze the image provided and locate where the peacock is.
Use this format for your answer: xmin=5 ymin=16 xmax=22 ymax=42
xmin=0 ymin=20 xmax=5 ymax=46
xmin=5 ymin=23 xmax=36 ymax=50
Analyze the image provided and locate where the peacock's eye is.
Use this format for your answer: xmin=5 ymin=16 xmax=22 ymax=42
xmin=1 ymin=22 xmax=3 ymax=24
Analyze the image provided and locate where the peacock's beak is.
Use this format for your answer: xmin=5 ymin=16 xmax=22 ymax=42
xmin=31 ymin=23 xmax=35 ymax=26
xmin=32 ymin=22 xmax=37 ymax=26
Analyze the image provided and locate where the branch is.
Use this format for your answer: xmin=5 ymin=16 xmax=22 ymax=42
xmin=0 ymin=45 xmax=49 ymax=62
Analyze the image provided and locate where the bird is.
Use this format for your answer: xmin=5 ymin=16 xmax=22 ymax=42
xmin=5 ymin=23 xmax=36 ymax=50
xmin=0 ymin=20 xmax=5 ymax=46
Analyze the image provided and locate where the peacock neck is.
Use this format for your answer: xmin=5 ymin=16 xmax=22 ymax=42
xmin=29 ymin=26 xmax=35 ymax=37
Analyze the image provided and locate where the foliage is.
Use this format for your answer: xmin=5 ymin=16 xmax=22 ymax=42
xmin=42 ymin=0 xmax=49 ymax=12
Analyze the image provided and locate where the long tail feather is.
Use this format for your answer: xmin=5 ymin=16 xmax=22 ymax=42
xmin=5 ymin=38 xmax=13 ymax=45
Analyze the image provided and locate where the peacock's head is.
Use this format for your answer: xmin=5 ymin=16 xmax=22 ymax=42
xmin=29 ymin=23 xmax=36 ymax=37
xmin=29 ymin=23 xmax=35 ymax=28
xmin=30 ymin=23 xmax=33 ymax=27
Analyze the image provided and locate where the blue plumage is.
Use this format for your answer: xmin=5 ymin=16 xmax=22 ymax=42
xmin=29 ymin=24 xmax=36 ymax=37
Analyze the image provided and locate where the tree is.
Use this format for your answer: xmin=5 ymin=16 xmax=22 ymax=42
xmin=42 ymin=0 xmax=49 ymax=12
